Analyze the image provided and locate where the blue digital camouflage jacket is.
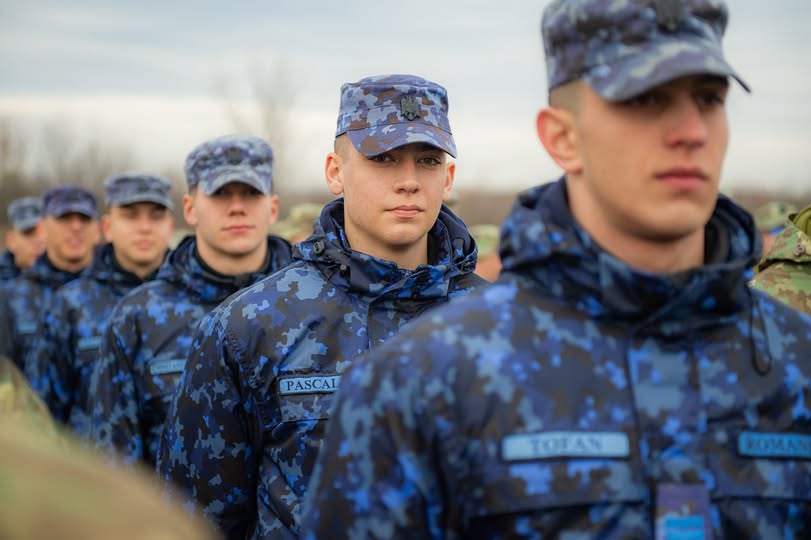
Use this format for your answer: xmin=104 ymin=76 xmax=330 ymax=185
xmin=300 ymin=178 xmax=811 ymax=540
xmin=157 ymin=199 xmax=486 ymax=540
xmin=88 ymin=234 xmax=292 ymax=466
xmin=0 ymin=254 xmax=82 ymax=372
xmin=29 ymin=243 xmax=162 ymax=435
xmin=0 ymin=250 xmax=19 ymax=284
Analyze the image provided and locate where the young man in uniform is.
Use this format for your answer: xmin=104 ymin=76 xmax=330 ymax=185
xmin=88 ymin=135 xmax=292 ymax=466
xmin=157 ymin=74 xmax=485 ymax=539
xmin=0 ymin=185 xmax=99 ymax=372
xmin=1 ymin=197 xmax=46 ymax=284
xmin=29 ymin=174 xmax=175 ymax=436
xmin=300 ymin=2 xmax=811 ymax=539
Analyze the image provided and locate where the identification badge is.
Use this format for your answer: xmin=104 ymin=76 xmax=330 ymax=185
xmin=655 ymin=484 xmax=713 ymax=540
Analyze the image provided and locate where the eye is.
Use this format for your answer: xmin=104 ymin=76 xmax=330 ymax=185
xmin=368 ymin=153 xmax=394 ymax=163
xmin=620 ymin=90 xmax=663 ymax=108
xmin=695 ymin=88 xmax=727 ymax=108
xmin=418 ymin=156 xmax=442 ymax=166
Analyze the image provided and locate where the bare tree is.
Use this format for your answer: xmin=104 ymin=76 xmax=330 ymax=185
xmin=37 ymin=121 xmax=135 ymax=193
xmin=0 ymin=116 xmax=49 ymax=221
xmin=216 ymin=59 xmax=297 ymax=197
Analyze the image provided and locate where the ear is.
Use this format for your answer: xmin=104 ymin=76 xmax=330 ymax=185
xmin=182 ymin=193 xmax=197 ymax=227
xmin=442 ymin=161 xmax=456 ymax=202
xmin=101 ymin=214 xmax=113 ymax=243
xmin=267 ymin=194 xmax=280 ymax=226
xmin=5 ymin=230 xmax=16 ymax=252
xmin=536 ymin=107 xmax=582 ymax=174
xmin=91 ymin=220 xmax=102 ymax=246
xmin=325 ymin=152 xmax=344 ymax=196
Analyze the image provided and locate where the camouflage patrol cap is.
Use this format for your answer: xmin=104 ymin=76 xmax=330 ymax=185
xmin=753 ymin=201 xmax=798 ymax=233
xmin=335 ymin=74 xmax=457 ymax=158
xmin=541 ymin=0 xmax=750 ymax=101
xmin=7 ymin=197 xmax=43 ymax=231
xmin=104 ymin=173 xmax=174 ymax=209
xmin=184 ymin=135 xmax=273 ymax=195
xmin=42 ymin=185 xmax=98 ymax=219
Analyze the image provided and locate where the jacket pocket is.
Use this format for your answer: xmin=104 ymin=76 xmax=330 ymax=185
xmin=461 ymin=456 xmax=648 ymax=538
xmin=707 ymin=429 xmax=811 ymax=537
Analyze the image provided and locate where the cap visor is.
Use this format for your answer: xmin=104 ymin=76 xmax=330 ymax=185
xmin=202 ymin=168 xmax=270 ymax=195
xmin=53 ymin=203 xmax=97 ymax=219
xmin=13 ymin=217 xmax=41 ymax=231
xmin=347 ymin=123 xmax=457 ymax=158
xmin=585 ymin=37 xmax=750 ymax=101
xmin=115 ymin=195 xmax=174 ymax=210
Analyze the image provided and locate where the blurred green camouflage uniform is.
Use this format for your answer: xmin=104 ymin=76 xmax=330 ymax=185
xmin=751 ymin=204 xmax=811 ymax=316
xmin=0 ymin=355 xmax=58 ymax=439
xmin=272 ymin=202 xmax=323 ymax=244
xmin=1 ymin=355 xmax=221 ymax=540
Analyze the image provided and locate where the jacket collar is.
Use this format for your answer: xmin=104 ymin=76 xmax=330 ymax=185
xmin=499 ymin=177 xmax=760 ymax=333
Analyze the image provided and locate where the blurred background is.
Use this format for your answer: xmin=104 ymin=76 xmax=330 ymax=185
xmin=1 ymin=0 xmax=809 ymax=233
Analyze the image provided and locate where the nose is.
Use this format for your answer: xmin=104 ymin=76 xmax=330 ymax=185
xmin=393 ymin=160 xmax=420 ymax=193
xmin=226 ymin=192 xmax=248 ymax=213
xmin=664 ymin=98 xmax=708 ymax=149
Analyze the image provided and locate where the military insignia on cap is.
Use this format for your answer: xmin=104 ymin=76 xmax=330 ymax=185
xmin=135 ymin=176 xmax=152 ymax=192
xmin=400 ymin=95 xmax=421 ymax=121
xmin=225 ymin=147 xmax=244 ymax=165
xmin=655 ymin=0 xmax=685 ymax=32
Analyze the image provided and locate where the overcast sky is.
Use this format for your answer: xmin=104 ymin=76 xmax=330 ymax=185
xmin=1 ymin=0 xmax=810 ymax=194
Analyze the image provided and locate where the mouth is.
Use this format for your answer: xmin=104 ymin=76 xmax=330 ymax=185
xmin=223 ymin=225 xmax=253 ymax=233
xmin=655 ymin=167 xmax=708 ymax=189
xmin=389 ymin=205 xmax=422 ymax=218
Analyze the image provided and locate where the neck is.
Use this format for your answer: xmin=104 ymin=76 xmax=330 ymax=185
xmin=114 ymin=253 xmax=162 ymax=280
xmin=567 ymin=186 xmax=705 ymax=275
xmin=195 ymin=239 xmax=268 ymax=276
xmin=46 ymin=250 xmax=89 ymax=274
xmin=344 ymin=231 xmax=428 ymax=271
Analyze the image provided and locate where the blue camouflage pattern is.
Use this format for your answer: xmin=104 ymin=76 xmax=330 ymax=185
xmin=185 ymin=135 xmax=274 ymax=196
xmin=104 ymin=173 xmax=174 ymax=209
xmin=542 ymin=0 xmax=748 ymax=100
xmin=88 ymin=234 xmax=292 ymax=466
xmin=7 ymin=196 xmax=43 ymax=231
xmin=0 ymin=254 xmax=82 ymax=372
xmin=28 ymin=243 xmax=163 ymax=436
xmin=157 ymin=199 xmax=485 ymax=540
xmin=300 ymin=178 xmax=811 ymax=539
xmin=42 ymin=184 xmax=98 ymax=219
xmin=0 ymin=251 xmax=19 ymax=284
xmin=336 ymin=74 xmax=457 ymax=158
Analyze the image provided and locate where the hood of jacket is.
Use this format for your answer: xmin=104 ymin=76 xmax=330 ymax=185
xmin=0 ymin=251 xmax=19 ymax=281
xmin=156 ymin=235 xmax=292 ymax=303
xmin=24 ymin=253 xmax=83 ymax=290
xmin=80 ymin=243 xmax=159 ymax=296
xmin=293 ymin=198 xmax=479 ymax=303
xmin=499 ymin=178 xmax=761 ymax=334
